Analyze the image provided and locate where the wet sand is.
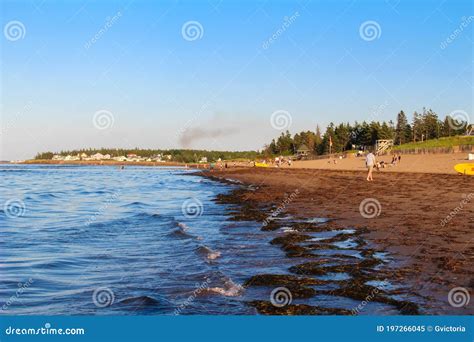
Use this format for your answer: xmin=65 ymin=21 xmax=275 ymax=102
xmin=201 ymin=167 xmax=474 ymax=314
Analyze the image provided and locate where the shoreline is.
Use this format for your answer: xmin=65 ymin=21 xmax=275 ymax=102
xmin=11 ymin=159 xmax=210 ymax=169
xmin=199 ymin=168 xmax=474 ymax=314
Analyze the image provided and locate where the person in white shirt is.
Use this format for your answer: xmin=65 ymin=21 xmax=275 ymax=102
xmin=365 ymin=151 xmax=376 ymax=181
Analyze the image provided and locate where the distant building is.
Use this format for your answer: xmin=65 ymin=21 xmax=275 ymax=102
xmin=64 ymin=155 xmax=80 ymax=161
xmin=296 ymin=144 xmax=310 ymax=158
xmin=200 ymin=157 xmax=208 ymax=163
xmin=52 ymin=154 xmax=64 ymax=161
xmin=90 ymin=153 xmax=104 ymax=160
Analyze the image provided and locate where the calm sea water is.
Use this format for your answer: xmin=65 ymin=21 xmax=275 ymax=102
xmin=0 ymin=164 xmax=299 ymax=315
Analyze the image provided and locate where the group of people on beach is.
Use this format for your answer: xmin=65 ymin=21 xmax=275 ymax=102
xmin=273 ymin=156 xmax=292 ymax=167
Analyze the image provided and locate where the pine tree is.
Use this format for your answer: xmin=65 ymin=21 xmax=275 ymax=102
xmin=395 ymin=111 xmax=408 ymax=145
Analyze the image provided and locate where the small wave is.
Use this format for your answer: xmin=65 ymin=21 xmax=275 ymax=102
xmin=131 ymin=212 xmax=162 ymax=219
xmin=204 ymin=278 xmax=244 ymax=297
xmin=177 ymin=222 xmax=188 ymax=231
xmin=168 ymin=222 xmax=193 ymax=239
xmin=38 ymin=193 xmax=61 ymax=199
xmin=196 ymin=246 xmax=221 ymax=260
xmin=121 ymin=201 xmax=152 ymax=208
xmin=119 ymin=295 xmax=161 ymax=307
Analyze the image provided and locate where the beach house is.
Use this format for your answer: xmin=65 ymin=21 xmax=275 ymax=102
xmin=296 ymin=144 xmax=311 ymax=158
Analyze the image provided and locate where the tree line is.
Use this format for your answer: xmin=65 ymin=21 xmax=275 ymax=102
xmin=34 ymin=148 xmax=261 ymax=163
xmin=265 ymin=109 xmax=469 ymax=156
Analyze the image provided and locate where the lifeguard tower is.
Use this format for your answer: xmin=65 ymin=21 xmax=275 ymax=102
xmin=375 ymin=139 xmax=393 ymax=155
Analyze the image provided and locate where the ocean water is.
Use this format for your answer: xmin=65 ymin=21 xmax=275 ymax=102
xmin=0 ymin=164 xmax=297 ymax=315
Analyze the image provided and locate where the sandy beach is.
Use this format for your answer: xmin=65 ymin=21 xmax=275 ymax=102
xmin=202 ymin=166 xmax=473 ymax=314
xmin=286 ymin=152 xmax=471 ymax=174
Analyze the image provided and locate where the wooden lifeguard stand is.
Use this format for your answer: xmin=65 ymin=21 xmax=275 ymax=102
xmin=375 ymin=139 xmax=394 ymax=155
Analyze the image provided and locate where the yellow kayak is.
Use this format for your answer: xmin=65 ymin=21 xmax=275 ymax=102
xmin=255 ymin=162 xmax=269 ymax=168
xmin=454 ymin=163 xmax=474 ymax=175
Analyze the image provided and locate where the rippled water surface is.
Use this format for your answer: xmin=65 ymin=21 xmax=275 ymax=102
xmin=1 ymin=165 xmax=276 ymax=314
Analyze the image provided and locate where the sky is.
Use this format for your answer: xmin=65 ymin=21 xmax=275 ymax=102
xmin=1 ymin=0 xmax=472 ymax=160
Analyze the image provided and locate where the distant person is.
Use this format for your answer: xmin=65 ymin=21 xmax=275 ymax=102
xmin=398 ymin=154 xmax=401 ymax=163
xmin=366 ymin=151 xmax=376 ymax=181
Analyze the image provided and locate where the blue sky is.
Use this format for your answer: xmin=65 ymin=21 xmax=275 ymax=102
xmin=1 ymin=0 xmax=472 ymax=160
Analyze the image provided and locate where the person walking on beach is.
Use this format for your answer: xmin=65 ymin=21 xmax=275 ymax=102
xmin=366 ymin=151 xmax=376 ymax=181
